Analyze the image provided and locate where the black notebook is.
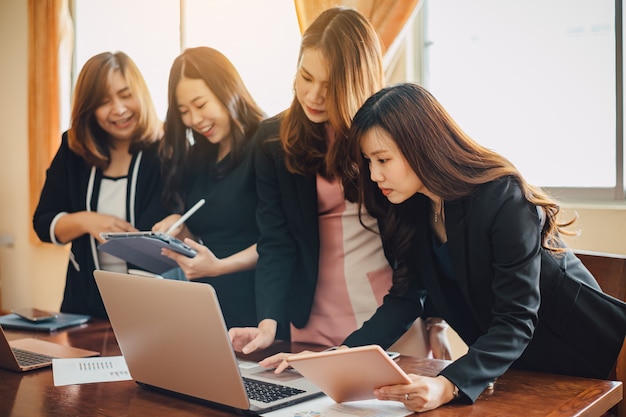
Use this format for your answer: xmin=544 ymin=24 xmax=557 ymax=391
xmin=0 ymin=312 xmax=91 ymax=332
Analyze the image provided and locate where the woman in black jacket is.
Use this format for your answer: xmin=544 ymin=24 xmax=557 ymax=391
xmin=33 ymin=51 xmax=168 ymax=318
xmin=264 ymin=83 xmax=626 ymax=412
xmin=343 ymin=83 xmax=625 ymax=411
xmin=229 ymin=7 xmax=449 ymax=358
xmin=152 ymin=46 xmax=265 ymax=330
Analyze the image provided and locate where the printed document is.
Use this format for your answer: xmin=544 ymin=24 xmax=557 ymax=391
xmin=52 ymin=356 xmax=132 ymax=386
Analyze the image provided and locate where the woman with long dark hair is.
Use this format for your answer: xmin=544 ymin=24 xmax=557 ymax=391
xmin=340 ymin=83 xmax=624 ymax=412
xmin=153 ymin=47 xmax=264 ymax=329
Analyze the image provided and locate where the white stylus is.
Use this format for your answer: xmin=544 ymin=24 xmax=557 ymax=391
xmin=165 ymin=199 xmax=206 ymax=235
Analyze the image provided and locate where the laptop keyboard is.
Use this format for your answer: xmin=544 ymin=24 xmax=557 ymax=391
xmin=12 ymin=348 xmax=54 ymax=367
xmin=243 ymin=377 xmax=305 ymax=403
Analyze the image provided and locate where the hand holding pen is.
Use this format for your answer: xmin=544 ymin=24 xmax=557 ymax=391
xmin=164 ymin=199 xmax=206 ymax=235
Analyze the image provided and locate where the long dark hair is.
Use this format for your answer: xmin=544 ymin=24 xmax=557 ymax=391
xmin=348 ymin=83 xmax=575 ymax=290
xmin=160 ymin=46 xmax=264 ymax=212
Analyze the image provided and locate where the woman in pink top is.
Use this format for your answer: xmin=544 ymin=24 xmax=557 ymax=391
xmin=229 ymin=6 xmax=450 ymax=358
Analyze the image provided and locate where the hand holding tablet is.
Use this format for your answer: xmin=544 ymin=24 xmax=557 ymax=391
xmin=287 ymin=345 xmax=412 ymax=403
xmin=98 ymin=231 xmax=197 ymax=274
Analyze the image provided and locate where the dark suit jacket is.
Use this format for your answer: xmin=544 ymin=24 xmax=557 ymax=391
xmin=33 ymin=132 xmax=169 ymax=318
xmin=344 ymin=177 xmax=610 ymax=402
xmin=254 ymin=115 xmax=406 ymax=339
xmin=254 ymin=115 xmax=321 ymax=338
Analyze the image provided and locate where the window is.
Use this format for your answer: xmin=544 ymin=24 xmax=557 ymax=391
xmin=182 ymin=0 xmax=301 ymax=117
xmin=70 ymin=0 xmax=301 ymax=126
xmin=72 ymin=0 xmax=180 ymax=124
xmin=421 ymin=0 xmax=624 ymax=201
xmin=69 ymin=0 xmax=624 ymax=201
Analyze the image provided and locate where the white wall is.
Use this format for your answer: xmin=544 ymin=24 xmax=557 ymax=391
xmin=0 ymin=1 xmax=625 ymax=315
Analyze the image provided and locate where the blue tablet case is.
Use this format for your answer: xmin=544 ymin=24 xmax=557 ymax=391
xmin=98 ymin=232 xmax=197 ymax=274
xmin=0 ymin=312 xmax=91 ymax=332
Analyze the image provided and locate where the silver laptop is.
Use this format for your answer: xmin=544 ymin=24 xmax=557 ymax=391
xmin=0 ymin=324 xmax=99 ymax=372
xmin=93 ymin=270 xmax=323 ymax=414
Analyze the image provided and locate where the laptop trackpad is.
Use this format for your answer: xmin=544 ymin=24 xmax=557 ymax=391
xmin=238 ymin=361 xmax=303 ymax=382
xmin=250 ymin=368 xmax=303 ymax=382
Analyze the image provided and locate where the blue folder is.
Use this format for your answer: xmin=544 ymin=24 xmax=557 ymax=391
xmin=0 ymin=312 xmax=91 ymax=332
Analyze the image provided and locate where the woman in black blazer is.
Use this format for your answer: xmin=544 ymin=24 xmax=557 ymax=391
xmin=33 ymin=52 xmax=168 ymax=318
xmin=153 ymin=47 xmax=264 ymax=330
xmin=229 ymin=7 xmax=449 ymax=358
xmin=331 ymin=83 xmax=625 ymax=412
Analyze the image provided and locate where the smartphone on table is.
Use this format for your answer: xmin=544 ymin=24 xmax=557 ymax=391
xmin=12 ymin=308 xmax=59 ymax=322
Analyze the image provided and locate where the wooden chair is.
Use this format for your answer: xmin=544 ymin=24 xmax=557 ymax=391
xmin=574 ymin=250 xmax=626 ymax=417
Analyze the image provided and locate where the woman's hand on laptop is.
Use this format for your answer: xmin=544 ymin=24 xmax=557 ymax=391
xmin=228 ymin=319 xmax=277 ymax=354
xmin=260 ymin=345 xmax=349 ymax=374
xmin=258 ymin=352 xmax=294 ymax=373
xmin=258 ymin=349 xmax=319 ymax=373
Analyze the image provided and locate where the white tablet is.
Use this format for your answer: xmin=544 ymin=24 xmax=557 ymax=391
xmin=287 ymin=345 xmax=412 ymax=403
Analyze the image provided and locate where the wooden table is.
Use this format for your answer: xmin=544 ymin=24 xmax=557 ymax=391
xmin=0 ymin=319 xmax=622 ymax=417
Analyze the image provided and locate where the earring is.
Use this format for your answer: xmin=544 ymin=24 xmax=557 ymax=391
xmin=186 ymin=128 xmax=195 ymax=145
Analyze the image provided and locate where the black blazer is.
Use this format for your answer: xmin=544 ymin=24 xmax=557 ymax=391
xmin=344 ymin=177 xmax=610 ymax=402
xmin=254 ymin=115 xmax=402 ymax=339
xmin=32 ymin=132 xmax=169 ymax=318
xmin=254 ymin=115 xmax=320 ymax=338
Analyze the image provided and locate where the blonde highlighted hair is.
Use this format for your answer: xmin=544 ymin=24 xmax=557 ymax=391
xmin=281 ymin=6 xmax=384 ymax=185
xmin=68 ymin=51 xmax=161 ymax=169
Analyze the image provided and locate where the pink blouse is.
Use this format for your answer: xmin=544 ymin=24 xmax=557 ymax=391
xmin=290 ymin=175 xmax=429 ymax=356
